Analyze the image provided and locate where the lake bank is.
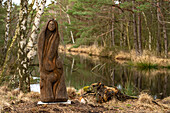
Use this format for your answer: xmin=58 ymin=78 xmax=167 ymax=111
xmin=59 ymin=44 xmax=170 ymax=69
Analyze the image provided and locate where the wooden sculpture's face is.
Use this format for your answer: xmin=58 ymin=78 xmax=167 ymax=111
xmin=48 ymin=21 xmax=56 ymax=31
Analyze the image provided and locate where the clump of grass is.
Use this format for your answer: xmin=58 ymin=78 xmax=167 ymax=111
xmin=123 ymin=83 xmax=139 ymax=96
xmin=126 ymin=104 xmax=132 ymax=107
xmin=161 ymin=65 xmax=170 ymax=69
xmin=72 ymin=44 xmax=80 ymax=48
xmin=68 ymin=44 xmax=80 ymax=51
xmin=136 ymin=62 xmax=158 ymax=70
xmin=166 ymin=65 xmax=170 ymax=69
xmin=138 ymin=93 xmax=153 ymax=104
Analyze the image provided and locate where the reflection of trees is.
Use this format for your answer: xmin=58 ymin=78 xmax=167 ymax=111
xmin=163 ymin=75 xmax=167 ymax=98
xmin=70 ymin=58 xmax=75 ymax=75
xmin=60 ymin=52 xmax=169 ymax=98
xmin=112 ymin=67 xmax=169 ymax=98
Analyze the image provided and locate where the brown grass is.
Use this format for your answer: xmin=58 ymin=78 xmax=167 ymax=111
xmin=0 ymin=86 xmax=40 ymax=110
xmin=115 ymin=50 xmax=170 ymax=67
xmin=0 ymin=86 xmax=169 ymax=112
xmin=60 ymin=44 xmax=170 ymax=67
xmin=138 ymin=93 xmax=153 ymax=104
xmin=67 ymin=87 xmax=77 ymax=99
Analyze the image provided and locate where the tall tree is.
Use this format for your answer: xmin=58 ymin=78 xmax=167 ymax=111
xmin=17 ymin=0 xmax=29 ymax=92
xmin=27 ymin=0 xmax=46 ymax=61
xmin=157 ymin=0 xmax=168 ymax=58
xmin=142 ymin=12 xmax=152 ymax=52
xmin=156 ymin=8 xmax=161 ymax=55
xmin=0 ymin=0 xmax=6 ymax=66
xmin=4 ymin=0 xmax=12 ymax=55
xmin=137 ymin=11 xmax=142 ymax=55
xmin=132 ymin=0 xmax=139 ymax=55
xmin=111 ymin=0 xmax=115 ymax=46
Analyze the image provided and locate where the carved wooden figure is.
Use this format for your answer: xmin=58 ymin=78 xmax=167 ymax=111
xmin=38 ymin=19 xmax=68 ymax=102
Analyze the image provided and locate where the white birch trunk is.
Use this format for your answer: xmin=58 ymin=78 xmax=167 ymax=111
xmin=4 ymin=0 xmax=12 ymax=52
xmin=56 ymin=2 xmax=75 ymax=44
xmin=66 ymin=6 xmax=75 ymax=44
xmin=18 ymin=0 xmax=29 ymax=92
xmin=27 ymin=0 xmax=46 ymax=60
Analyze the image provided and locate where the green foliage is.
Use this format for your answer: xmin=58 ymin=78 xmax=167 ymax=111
xmin=69 ymin=0 xmax=77 ymax=3
xmin=126 ymin=104 xmax=132 ymax=107
xmin=123 ymin=82 xmax=138 ymax=96
xmin=120 ymin=1 xmax=132 ymax=8
xmin=161 ymin=65 xmax=170 ymax=69
xmin=41 ymin=0 xmax=170 ymax=55
xmin=136 ymin=62 xmax=158 ymax=70
xmin=83 ymin=86 xmax=89 ymax=92
xmin=66 ymin=0 xmax=113 ymax=46
xmin=136 ymin=2 xmax=151 ymax=11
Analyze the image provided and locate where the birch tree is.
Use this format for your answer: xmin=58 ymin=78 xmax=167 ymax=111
xmin=66 ymin=5 xmax=75 ymax=44
xmin=17 ymin=0 xmax=29 ymax=92
xmin=4 ymin=0 xmax=12 ymax=55
xmin=56 ymin=1 xmax=75 ymax=44
xmin=27 ymin=0 xmax=46 ymax=61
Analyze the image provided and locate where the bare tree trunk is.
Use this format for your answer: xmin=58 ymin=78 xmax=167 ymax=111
xmin=156 ymin=5 xmax=161 ymax=55
xmin=157 ymin=0 xmax=168 ymax=58
xmin=157 ymin=20 xmax=161 ymax=55
xmin=111 ymin=68 xmax=115 ymax=86
xmin=56 ymin=2 xmax=75 ymax=44
xmin=142 ymin=12 xmax=152 ymax=51
xmin=66 ymin=6 xmax=75 ymax=44
xmin=162 ymin=21 xmax=168 ymax=58
xmin=0 ymin=23 xmax=19 ymax=79
xmin=18 ymin=0 xmax=29 ymax=92
xmin=70 ymin=58 xmax=75 ymax=75
xmin=132 ymin=0 xmax=139 ymax=55
xmin=4 ymin=0 xmax=12 ymax=55
xmin=119 ymin=0 xmax=123 ymax=47
xmin=137 ymin=12 xmax=142 ymax=55
xmin=111 ymin=0 xmax=115 ymax=46
xmin=120 ymin=20 xmax=123 ymax=47
xmin=58 ymin=0 xmax=65 ymax=47
xmin=126 ymin=21 xmax=131 ymax=51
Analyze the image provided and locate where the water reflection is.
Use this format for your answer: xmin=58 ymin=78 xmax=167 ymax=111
xmin=60 ymin=52 xmax=170 ymax=99
xmin=31 ymin=52 xmax=170 ymax=99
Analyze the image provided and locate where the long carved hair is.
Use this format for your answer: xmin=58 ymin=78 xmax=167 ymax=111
xmin=38 ymin=19 xmax=60 ymax=70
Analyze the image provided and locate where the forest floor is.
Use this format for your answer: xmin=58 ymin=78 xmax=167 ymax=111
xmin=0 ymin=86 xmax=170 ymax=113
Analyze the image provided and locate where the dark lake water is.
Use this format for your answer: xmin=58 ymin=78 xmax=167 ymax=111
xmin=31 ymin=52 xmax=170 ymax=99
